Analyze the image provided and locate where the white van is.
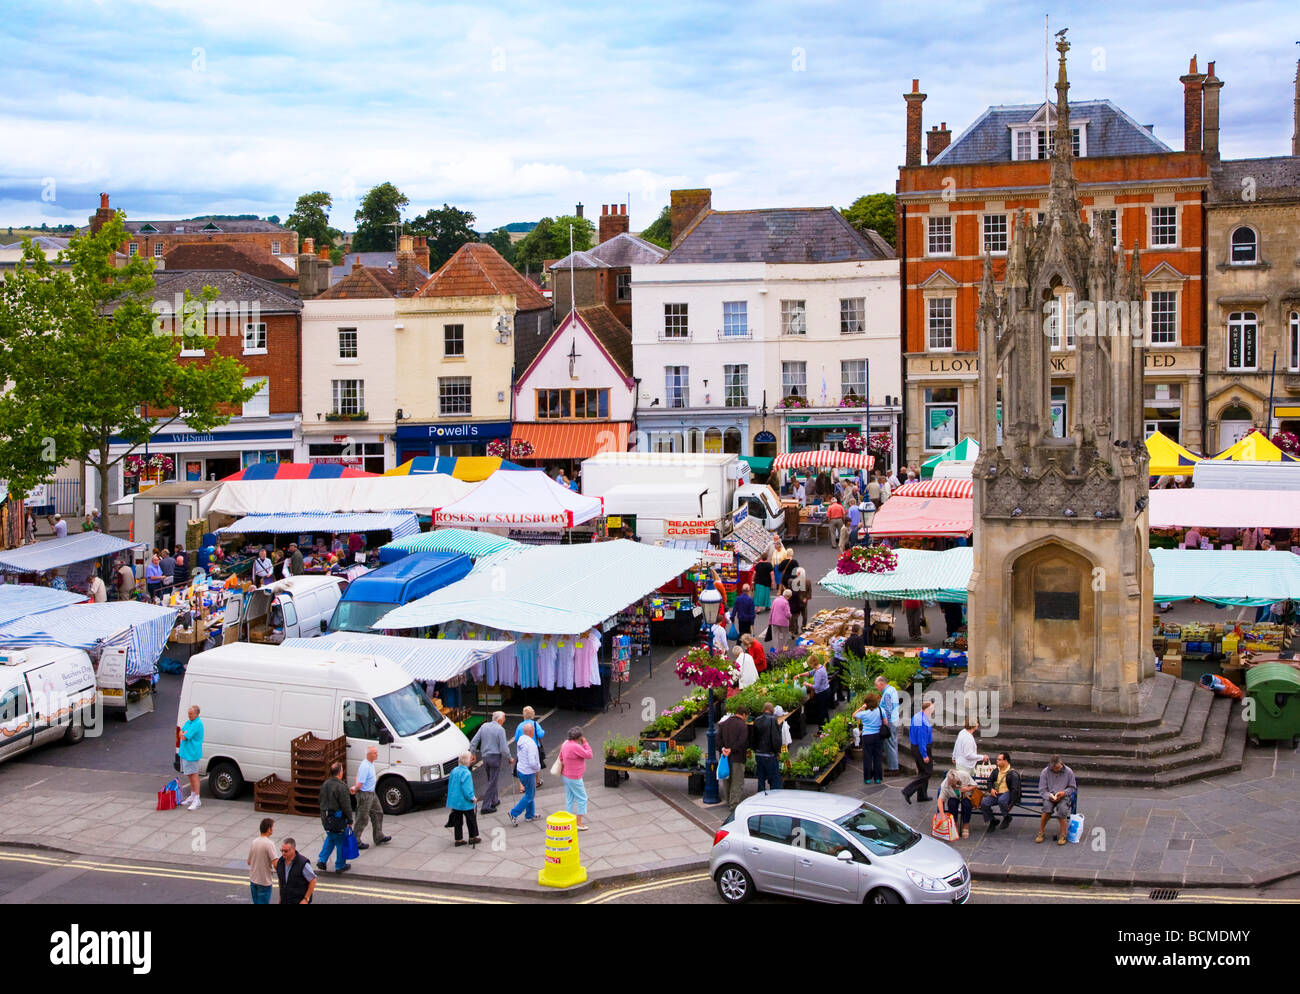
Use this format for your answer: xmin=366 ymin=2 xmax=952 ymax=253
xmin=177 ymin=643 xmax=469 ymax=814
xmin=223 ymin=575 xmax=344 ymax=644
xmin=0 ymin=647 xmax=97 ymax=764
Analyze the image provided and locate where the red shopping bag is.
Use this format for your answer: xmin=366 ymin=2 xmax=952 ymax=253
xmin=931 ymin=812 xmax=959 ymax=842
xmin=157 ymin=784 xmax=178 ymax=811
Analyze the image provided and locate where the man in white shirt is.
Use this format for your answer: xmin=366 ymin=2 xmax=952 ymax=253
xmin=711 ymin=620 xmax=729 ymax=657
xmin=793 ymin=479 xmax=807 ymax=508
xmin=733 ymin=644 xmax=758 ymax=689
xmin=350 ymin=744 xmax=391 ymax=848
xmin=252 ymin=548 xmax=274 ymax=587
xmin=53 ymin=514 xmax=67 ymax=539
xmin=508 ymin=722 xmax=541 ymax=825
xmin=86 ymin=570 xmax=107 ymax=603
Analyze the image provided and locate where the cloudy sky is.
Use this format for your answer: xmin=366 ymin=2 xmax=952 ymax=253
xmin=2 ymin=0 xmax=1298 ymax=234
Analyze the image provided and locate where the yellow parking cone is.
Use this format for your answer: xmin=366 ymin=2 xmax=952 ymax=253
xmin=538 ymin=810 xmax=587 ymax=888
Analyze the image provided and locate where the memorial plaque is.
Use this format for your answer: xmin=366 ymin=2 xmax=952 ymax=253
xmin=1034 ymin=590 xmax=1080 ymax=620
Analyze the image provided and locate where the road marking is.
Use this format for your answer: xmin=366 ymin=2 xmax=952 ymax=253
xmin=23 ymin=779 xmax=47 ymax=790
xmin=580 ymin=871 xmax=710 ymax=903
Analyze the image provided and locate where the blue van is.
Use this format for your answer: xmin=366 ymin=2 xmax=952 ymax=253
xmin=328 ymin=551 xmax=472 ymax=634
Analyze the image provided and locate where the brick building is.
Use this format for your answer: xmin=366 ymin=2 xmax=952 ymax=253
xmin=86 ymin=193 xmax=297 ymax=266
xmin=548 ymin=204 xmax=666 ymax=329
xmin=897 ymin=61 xmax=1210 ymax=461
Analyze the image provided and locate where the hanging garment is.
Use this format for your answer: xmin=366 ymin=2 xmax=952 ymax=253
xmin=555 ymin=635 xmax=576 ymax=690
xmin=537 ymin=637 xmax=557 ymax=691
xmin=575 ymin=628 xmax=602 ymax=687
xmin=493 ymin=630 xmax=518 ymax=687
xmin=515 ymin=635 xmax=538 ymax=688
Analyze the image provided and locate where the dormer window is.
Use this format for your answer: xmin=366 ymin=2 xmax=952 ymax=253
xmin=201 ymin=222 xmax=221 ymax=233
xmin=138 ymin=223 xmax=158 ymax=233
xmin=1011 ymin=124 xmax=1085 ymax=160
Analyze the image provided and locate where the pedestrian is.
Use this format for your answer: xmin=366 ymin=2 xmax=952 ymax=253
xmin=793 ymin=477 xmax=807 ymax=508
xmin=733 ymin=642 xmax=758 ymax=689
xmin=855 ymin=692 xmax=884 ymax=784
xmin=751 ymin=703 xmax=783 ymax=793
xmin=826 ymin=496 xmax=846 ymax=548
xmin=513 ymin=705 xmax=546 ymax=789
xmin=24 ymin=506 xmax=35 ymax=543
xmin=741 ymin=632 xmax=767 ymax=674
xmin=558 ymin=727 xmax=594 ymax=830
xmin=246 ymin=817 xmax=278 ymax=904
xmin=86 ymin=568 xmax=107 ymax=603
xmin=288 ymin=543 xmax=304 ymax=576
xmin=845 ymin=623 xmax=866 ymax=661
xmin=53 ymin=514 xmax=67 ymax=539
xmin=752 ymin=553 xmax=774 ymax=614
xmin=807 ymin=654 xmax=832 ymax=727
xmin=867 ymin=476 xmax=882 ymax=506
xmin=952 ymin=720 xmax=986 ymax=776
xmin=768 ymin=589 xmax=793 ymax=649
xmin=941 ymin=601 xmax=965 ymax=638
xmin=145 ymin=554 xmax=164 ymax=601
xmin=979 ymin=752 xmax=1020 ymax=832
xmin=734 ymin=584 xmax=755 ymax=636
xmin=113 ymin=558 xmax=135 ymax=600
xmin=875 ymin=675 xmax=900 ymax=773
xmin=903 ymin=598 xmax=925 ymax=641
xmin=789 ymin=567 xmax=810 ymax=632
xmin=901 ymin=699 xmax=935 ymax=804
xmin=159 ymin=548 xmax=176 ymax=588
xmin=938 ymin=768 xmax=977 ymax=839
xmin=446 ymin=751 xmax=480 ymax=846
xmin=771 ymin=705 xmax=794 ymax=753
xmin=711 ymin=616 xmax=730 ymax=656
xmin=174 ymin=552 xmax=187 ymax=580
xmin=178 ymin=704 xmax=204 ymax=809
xmin=350 ymin=745 xmax=391 ymax=848
xmin=251 ymin=548 xmax=273 ymax=587
xmin=316 ymin=761 xmax=352 ymax=874
xmin=275 ymin=837 xmax=317 ymax=905
xmin=469 ymin=710 xmax=509 ymax=813
xmin=717 ymin=704 xmax=750 ymax=812
xmin=845 ymin=500 xmax=861 ymax=548
xmin=1036 ymin=755 xmax=1077 ymax=846
xmin=508 ymin=722 xmax=541 ymax=825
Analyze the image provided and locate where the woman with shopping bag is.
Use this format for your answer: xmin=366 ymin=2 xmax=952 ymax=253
xmin=936 ymin=768 xmax=978 ymax=840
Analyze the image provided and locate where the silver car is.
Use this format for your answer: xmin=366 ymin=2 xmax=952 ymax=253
xmin=709 ymin=790 xmax=970 ymax=905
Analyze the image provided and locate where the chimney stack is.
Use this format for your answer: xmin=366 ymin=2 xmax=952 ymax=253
xmin=669 ymin=189 xmax=712 ymax=246
xmin=296 ymin=238 xmax=331 ymax=299
xmin=576 ymin=203 xmax=584 ymax=219
xmin=398 ymin=234 xmax=414 ymax=254
xmin=599 ymin=203 xmax=630 ymax=243
xmin=1202 ymin=61 xmax=1223 ymax=160
xmin=1180 ymin=55 xmax=1206 ymax=153
xmin=904 ymin=79 xmax=927 ymax=167
xmin=89 ymin=192 xmax=116 ymax=234
xmin=926 ymin=122 xmax=952 ymax=163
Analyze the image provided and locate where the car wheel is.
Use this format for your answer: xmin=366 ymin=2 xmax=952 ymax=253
xmin=866 ymin=887 xmax=903 ymax=905
xmin=208 ymin=761 xmax=244 ymax=800
xmin=714 ymin=864 xmax=754 ymax=904
xmin=63 ymin=720 xmax=85 ymax=745
xmin=379 ymin=776 xmax=413 ymax=815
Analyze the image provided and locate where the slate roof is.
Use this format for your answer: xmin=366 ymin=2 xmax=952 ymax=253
xmin=330 ymin=252 xmax=398 ymax=284
xmin=663 ymin=207 xmax=894 ymax=264
xmin=1 ymin=236 xmax=72 ymax=252
xmin=150 ymin=270 xmax=302 ymax=311
xmin=1209 ymin=157 xmax=1300 ymax=204
xmin=417 ymin=242 xmax=549 ymax=311
xmin=163 ymin=242 xmax=297 ymax=282
xmin=551 ymin=232 xmax=667 ymax=270
xmin=930 ymin=100 xmax=1171 ymax=166
xmin=122 ymin=217 xmax=289 ymax=234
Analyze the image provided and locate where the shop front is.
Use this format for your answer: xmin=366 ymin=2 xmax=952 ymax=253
xmin=300 ymin=428 xmax=391 ymax=475
xmin=781 ymin=406 xmax=901 ymax=474
xmin=509 ymin=421 xmax=632 ymax=478
xmin=394 ymin=421 xmax=512 ymax=461
xmin=635 ymin=410 xmax=752 ymax=457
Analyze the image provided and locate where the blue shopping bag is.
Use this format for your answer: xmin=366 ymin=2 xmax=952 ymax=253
xmin=343 ymin=826 xmax=360 ymax=860
xmin=716 ymin=754 xmax=730 ymax=780
xmin=167 ymin=778 xmax=184 ymax=805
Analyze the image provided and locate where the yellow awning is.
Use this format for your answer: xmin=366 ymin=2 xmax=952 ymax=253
xmin=1145 ymin=431 xmax=1201 ymax=476
xmin=1210 ymin=431 xmax=1300 ymax=463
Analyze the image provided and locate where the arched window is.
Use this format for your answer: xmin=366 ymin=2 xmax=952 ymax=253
xmin=1230 ymin=226 xmax=1257 ymax=265
xmin=703 ymin=427 xmax=723 ymax=454
xmin=723 ymin=427 xmax=742 ymax=454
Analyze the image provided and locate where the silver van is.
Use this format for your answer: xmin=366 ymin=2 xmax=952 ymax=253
xmin=710 ymin=790 xmax=970 ymax=905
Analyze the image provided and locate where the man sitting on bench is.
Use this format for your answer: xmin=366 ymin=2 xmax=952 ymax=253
xmin=1036 ymin=754 xmax=1078 ymax=846
xmin=979 ymin=752 xmax=1020 ymax=831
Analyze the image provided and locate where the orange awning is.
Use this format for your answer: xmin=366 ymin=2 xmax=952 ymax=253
xmin=511 ymin=422 xmax=630 ymax=460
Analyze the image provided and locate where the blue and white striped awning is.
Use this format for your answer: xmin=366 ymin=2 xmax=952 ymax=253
xmin=216 ymin=511 xmax=419 ymax=540
xmin=0 ymin=533 xmax=142 ymax=573
xmin=283 ymin=631 xmax=512 ymax=683
xmin=0 ymin=602 xmax=178 ymax=679
xmin=379 ymin=528 xmax=522 ymax=564
xmin=0 ymin=585 xmax=87 ymax=626
xmin=374 ymin=539 xmax=703 ymax=634
xmin=818 ymin=547 xmax=974 ymax=604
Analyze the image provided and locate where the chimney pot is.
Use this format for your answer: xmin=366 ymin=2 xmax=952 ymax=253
xmin=99 ymin=193 xmax=109 ymax=209
xmin=904 ymin=82 xmax=928 ymax=167
xmin=352 ymin=256 xmax=362 ymax=271
xmin=1189 ymin=55 xmax=1198 ymax=74
xmin=620 ymin=204 xmax=626 ymax=216
xmin=912 ymin=78 xmax=919 ymax=92
xmin=576 ymin=202 xmax=584 ymax=219
xmin=302 ymin=237 xmax=315 ymax=253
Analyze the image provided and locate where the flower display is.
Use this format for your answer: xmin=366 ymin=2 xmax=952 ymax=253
xmin=124 ymin=454 xmax=174 ymax=476
xmin=673 ymin=645 xmax=737 ymax=689
xmin=838 ymin=394 xmax=867 ymax=408
xmin=486 ymin=438 xmax=536 ymax=459
xmin=841 ymin=432 xmax=867 ymax=454
xmin=1272 ymin=430 xmax=1299 ymax=455
xmin=868 ymin=432 xmax=892 ymax=458
xmin=836 ymin=544 xmax=899 ymax=575
xmin=775 ymin=395 xmax=809 ymax=410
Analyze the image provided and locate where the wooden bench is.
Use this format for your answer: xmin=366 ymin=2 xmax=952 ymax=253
xmin=975 ymin=773 xmax=1078 ymax=819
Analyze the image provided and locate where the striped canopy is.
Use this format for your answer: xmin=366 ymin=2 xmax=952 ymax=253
xmin=216 ymin=511 xmax=420 ymax=539
xmin=385 ymin=457 xmax=524 ymax=481
xmin=892 ymin=479 xmax=973 ymax=500
xmin=868 ymin=496 xmax=973 ymax=538
xmin=921 ymin=437 xmax=980 ymax=478
xmin=0 ymin=533 xmax=142 ymax=573
xmin=1145 ymin=431 xmax=1202 ymax=476
xmin=0 ymin=585 xmax=87 ymax=626
xmin=222 ymin=462 xmax=377 ymax=481
xmin=0 ymin=602 xmax=177 ymax=678
xmin=773 ymin=451 xmax=874 ymax=471
xmin=819 ymin=548 xmax=973 ymax=603
xmin=284 ymin=632 xmax=513 ymax=683
xmin=379 ymin=528 xmax=523 ymax=565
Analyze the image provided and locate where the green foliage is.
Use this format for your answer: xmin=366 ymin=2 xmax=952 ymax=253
xmin=0 ymin=216 xmax=258 ymax=520
xmin=725 ymin=682 xmax=806 ymax=715
xmin=478 ymin=228 xmax=515 ymax=266
xmin=639 ymin=205 xmax=671 ymax=248
xmin=351 ymin=182 xmax=409 ymax=252
xmin=604 ymin=735 xmax=639 ymax=761
xmin=680 ymin=744 xmax=703 ymax=768
xmin=841 ymin=193 xmax=896 ymax=248
xmin=285 ymin=191 xmax=341 ymax=251
xmin=408 ymin=203 xmax=478 ymax=270
xmin=513 ymin=214 xmax=594 ymax=273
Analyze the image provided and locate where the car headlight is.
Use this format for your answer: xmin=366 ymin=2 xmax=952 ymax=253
xmin=420 ymin=765 xmax=439 ymax=781
xmin=906 ymin=869 xmax=946 ymax=892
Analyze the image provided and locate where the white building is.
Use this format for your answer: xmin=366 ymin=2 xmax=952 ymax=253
xmin=630 ymin=192 xmax=902 ymax=471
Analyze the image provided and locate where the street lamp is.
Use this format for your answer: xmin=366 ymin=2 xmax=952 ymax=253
xmin=698 ymin=586 xmax=723 ymax=805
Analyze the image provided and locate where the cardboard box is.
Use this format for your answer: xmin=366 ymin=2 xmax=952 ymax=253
xmin=1160 ymin=656 xmax=1183 ymax=678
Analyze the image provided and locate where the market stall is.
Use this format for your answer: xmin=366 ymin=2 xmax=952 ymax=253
xmin=431 ymin=469 xmax=603 ymax=530
xmin=1148 ymin=489 xmax=1300 ymax=531
xmin=0 ymin=602 xmax=178 ymax=720
xmin=892 ymin=479 xmax=973 ymax=499
xmin=867 ymin=495 xmax=973 ymax=543
xmin=772 ymin=451 xmax=873 ymax=473
xmin=1209 ymin=431 xmax=1300 ymax=463
xmin=216 ymin=510 xmax=420 ymax=541
xmin=0 ymin=584 xmax=87 ymax=624
xmin=221 ymin=462 xmax=377 ymax=480
xmin=921 ymin=436 xmax=979 ymax=478
xmin=378 ymin=528 xmax=523 ymax=565
xmin=208 ymin=474 xmax=475 ymax=517
xmin=1146 ymin=430 xmax=1202 ymax=477
xmin=0 ymin=533 xmax=145 ymax=598
xmin=384 ymin=457 xmax=524 ymax=480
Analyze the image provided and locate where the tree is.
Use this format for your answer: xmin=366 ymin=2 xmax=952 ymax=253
xmin=513 ymin=214 xmax=595 ymax=274
xmin=265 ymin=214 xmax=281 ymax=226
xmin=0 ymin=218 xmax=258 ymax=525
xmin=841 ymin=193 xmax=897 ymax=248
xmin=640 ymin=205 xmax=671 ymax=248
xmin=478 ymin=228 xmax=515 ymax=266
xmin=285 ymin=191 xmax=341 ymax=251
xmin=352 ymin=182 xmax=409 ymax=252
xmin=408 ymin=203 xmax=478 ymax=270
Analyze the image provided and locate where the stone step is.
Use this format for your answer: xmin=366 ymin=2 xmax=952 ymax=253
xmin=926 ymin=673 xmax=1178 ymax=731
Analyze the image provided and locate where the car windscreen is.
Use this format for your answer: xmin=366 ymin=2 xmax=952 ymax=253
xmin=836 ymin=805 xmax=921 ymax=856
xmin=329 ymin=601 xmax=392 ymax=633
xmin=375 ymin=681 xmax=447 ymax=738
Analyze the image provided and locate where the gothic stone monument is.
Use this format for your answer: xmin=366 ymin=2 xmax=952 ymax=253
xmin=966 ymin=34 xmax=1156 ymax=715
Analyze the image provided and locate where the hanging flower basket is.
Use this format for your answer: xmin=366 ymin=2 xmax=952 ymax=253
xmin=836 ymin=544 xmax=898 ymax=575
xmin=775 ymin=395 xmax=809 ymax=410
xmin=868 ymin=432 xmax=892 ymax=458
xmin=1272 ymin=430 xmax=1299 ymax=455
xmin=487 ymin=438 xmax=536 ymax=459
xmin=841 ymin=432 xmax=867 ymax=454
xmin=673 ymin=645 xmax=737 ymax=689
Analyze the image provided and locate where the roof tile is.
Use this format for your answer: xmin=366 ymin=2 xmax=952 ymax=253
xmin=417 ymin=243 xmax=549 ymax=310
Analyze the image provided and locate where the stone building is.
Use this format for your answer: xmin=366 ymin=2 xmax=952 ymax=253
xmin=966 ymin=35 xmax=1154 ymax=716
xmin=1204 ymin=61 xmax=1300 ymax=450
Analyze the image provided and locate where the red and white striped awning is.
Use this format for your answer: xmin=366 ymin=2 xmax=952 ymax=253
xmin=893 ymin=479 xmax=973 ymax=499
xmin=772 ymin=451 xmax=874 ymax=472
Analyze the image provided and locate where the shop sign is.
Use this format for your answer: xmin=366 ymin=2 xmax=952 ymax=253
xmin=922 ymin=356 xmax=1072 ymax=374
xmin=396 ymin=422 xmax=511 ymax=441
xmin=754 ymin=431 xmax=777 ymax=443
xmin=699 ymin=549 xmax=733 ymax=566
xmin=310 ymin=456 xmax=363 ymax=468
xmin=665 ymin=519 xmax=713 ymax=537
xmin=25 ymin=484 xmax=47 ymax=504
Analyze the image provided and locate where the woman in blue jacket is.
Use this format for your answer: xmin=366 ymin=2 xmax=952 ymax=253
xmin=446 ymin=752 xmax=479 ymax=847
xmin=855 ymin=693 xmax=885 ymax=785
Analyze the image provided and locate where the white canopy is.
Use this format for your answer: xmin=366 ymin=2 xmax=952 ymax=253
xmin=1148 ymin=488 xmax=1300 ymax=529
xmin=208 ymin=475 xmax=475 ymax=516
xmin=283 ymin=632 xmax=512 ymax=683
xmin=432 ymin=469 xmax=603 ymax=529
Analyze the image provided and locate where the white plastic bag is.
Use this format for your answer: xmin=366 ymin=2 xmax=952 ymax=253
xmin=1067 ymin=812 xmax=1085 ymax=843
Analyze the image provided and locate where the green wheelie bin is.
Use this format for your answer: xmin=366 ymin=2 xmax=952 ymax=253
xmin=1244 ymin=663 xmax=1300 ymax=748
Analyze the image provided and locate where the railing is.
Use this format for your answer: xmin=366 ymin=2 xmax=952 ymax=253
xmin=658 ymin=329 xmax=692 ymax=342
xmin=27 ymin=479 xmax=82 ymax=517
xmin=716 ymin=328 xmax=752 ymax=340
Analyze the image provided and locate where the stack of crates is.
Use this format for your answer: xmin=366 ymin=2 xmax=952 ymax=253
xmin=253 ymin=774 xmax=292 ymax=814
xmin=289 ymin=731 xmax=347 ymax=817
